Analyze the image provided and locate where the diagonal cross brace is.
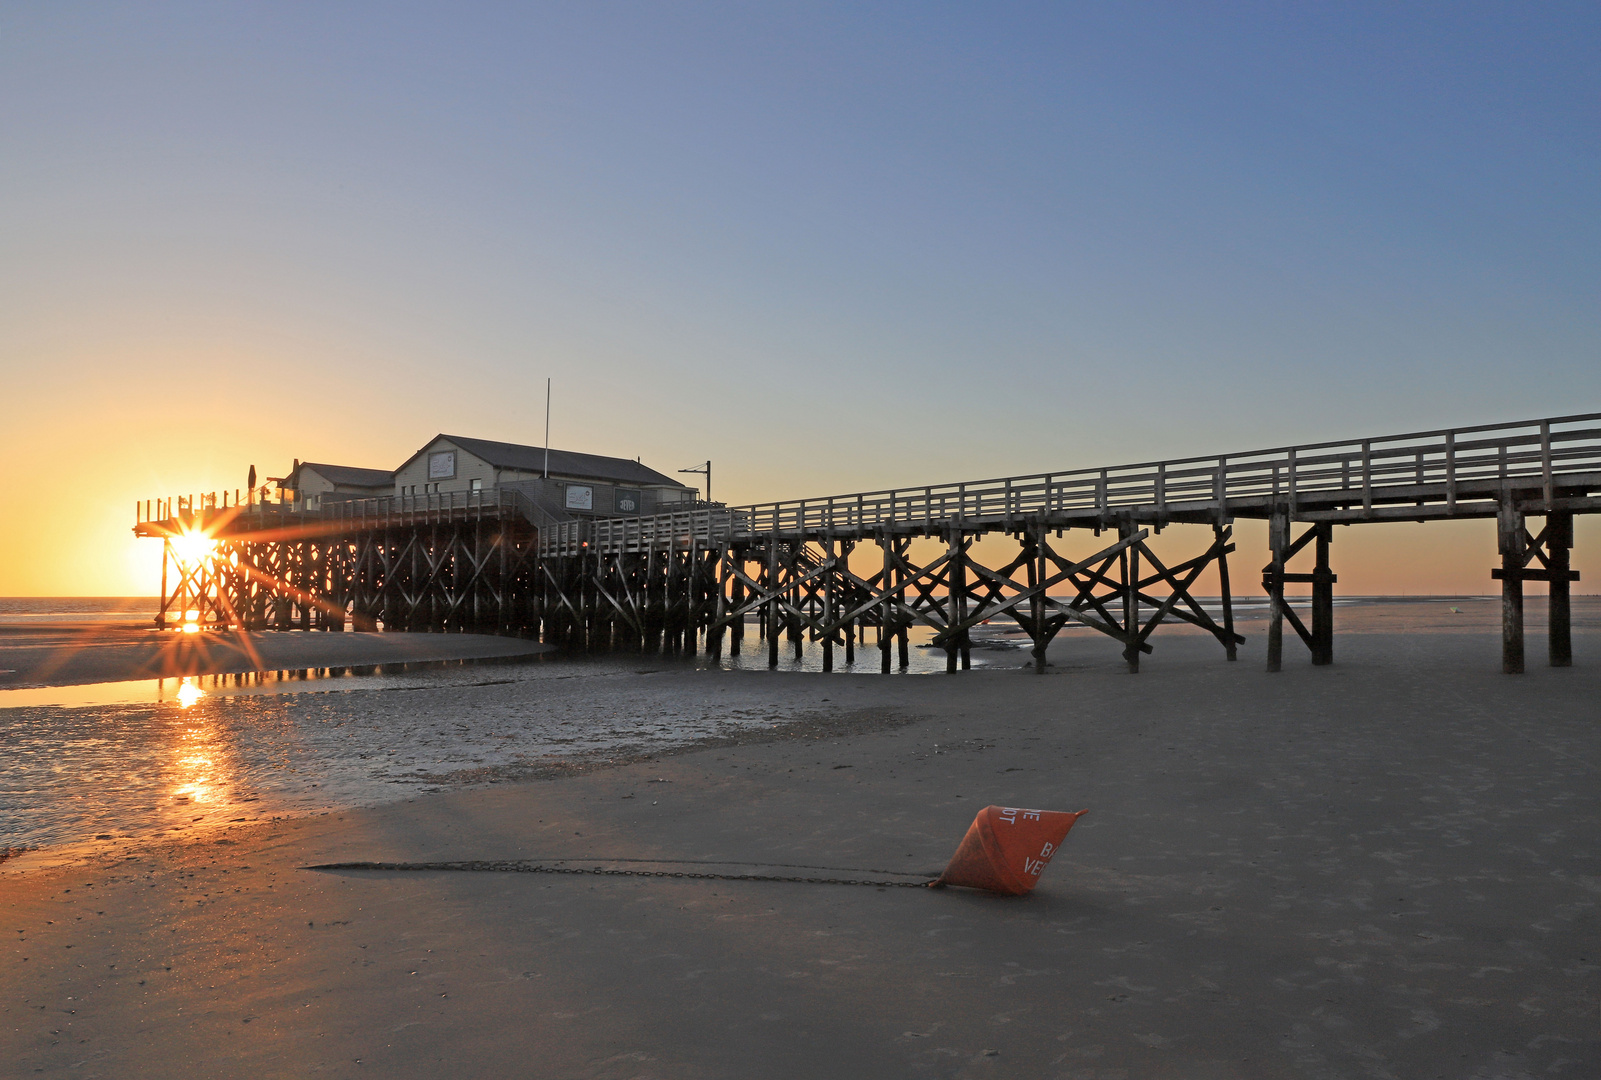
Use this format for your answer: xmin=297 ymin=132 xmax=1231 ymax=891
xmin=710 ymin=558 xmax=836 ymax=631
xmin=929 ymin=529 xmax=1148 ymax=646
xmin=810 ymin=548 xmax=959 ymax=637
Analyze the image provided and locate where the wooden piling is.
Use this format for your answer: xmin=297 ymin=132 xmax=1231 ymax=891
xmin=843 ymin=541 xmax=855 ymax=665
xmin=1498 ymin=503 xmax=1525 ymax=674
xmin=1311 ymin=523 xmax=1334 ymax=666
xmin=1032 ymin=526 xmax=1047 ymax=673
xmin=822 ymin=537 xmax=835 ymax=672
xmin=896 ymin=543 xmax=910 ymax=666
xmin=1548 ymin=511 xmax=1573 ymax=668
xmin=1266 ymin=508 xmax=1287 ymax=673
xmin=880 ymin=536 xmax=893 ymax=674
xmin=1121 ymin=519 xmax=1140 ymax=673
xmin=710 ymin=545 xmax=729 ymax=660
xmin=767 ymin=535 xmax=780 ymax=669
xmin=946 ymin=528 xmax=960 ymax=674
xmin=157 ymin=540 xmax=170 ymax=628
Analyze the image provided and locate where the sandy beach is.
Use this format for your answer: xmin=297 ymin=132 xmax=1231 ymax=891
xmin=3 ymin=610 xmax=1598 ymax=1078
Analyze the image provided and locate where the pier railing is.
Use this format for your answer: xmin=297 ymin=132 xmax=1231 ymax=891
xmin=135 ymin=487 xmax=566 ymax=535
xmin=312 ymin=488 xmax=567 ymax=531
xmin=542 ymin=412 xmax=1601 ymax=555
xmin=134 ymin=411 xmax=1601 ymax=555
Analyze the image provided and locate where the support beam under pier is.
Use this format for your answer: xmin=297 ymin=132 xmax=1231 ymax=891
xmin=1548 ymin=511 xmax=1574 ymax=669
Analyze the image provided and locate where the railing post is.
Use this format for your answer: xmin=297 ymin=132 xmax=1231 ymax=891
xmin=1287 ymin=448 xmax=1297 ymax=519
xmin=1446 ymin=432 xmax=1456 ymax=512
xmin=1361 ymin=442 xmax=1372 ymax=517
xmin=1541 ymin=420 xmax=1553 ymax=511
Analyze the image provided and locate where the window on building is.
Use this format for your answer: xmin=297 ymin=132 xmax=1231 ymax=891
xmin=471 ymin=478 xmax=482 ymax=492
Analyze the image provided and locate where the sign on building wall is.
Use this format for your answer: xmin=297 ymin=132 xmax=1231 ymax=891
xmin=428 ymin=451 xmax=457 ymax=480
xmin=565 ymin=485 xmax=594 ymax=510
xmin=614 ymin=488 xmax=641 ymax=514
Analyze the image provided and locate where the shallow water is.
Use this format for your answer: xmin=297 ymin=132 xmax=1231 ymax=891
xmin=0 ymin=658 xmax=531 ymax=710
xmin=0 ymin=656 xmax=815 ymax=851
xmin=705 ymin=620 xmax=1009 ymax=674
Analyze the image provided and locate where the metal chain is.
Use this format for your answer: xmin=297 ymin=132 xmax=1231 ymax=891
xmin=308 ymin=859 xmax=939 ymax=888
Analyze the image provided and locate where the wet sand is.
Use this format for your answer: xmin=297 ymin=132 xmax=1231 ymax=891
xmin=4 ymin=621 xmax=1598 ymax=1078
xmin=0 ymin=626 xmax=551 ymax=688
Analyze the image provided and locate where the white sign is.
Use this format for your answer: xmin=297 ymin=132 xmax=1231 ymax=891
xmin=428 ymin=451 xmax=456 ymax=480
xmin=565 ymin=484 xmax=594 ymax=510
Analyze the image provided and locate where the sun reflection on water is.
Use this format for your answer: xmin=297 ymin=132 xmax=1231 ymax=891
xmin=166 ymin=679 xmax=230 ymax=809
xmin=175 ymin=677 xmax=204 ymax=708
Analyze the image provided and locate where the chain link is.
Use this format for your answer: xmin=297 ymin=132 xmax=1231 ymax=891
xmin=308 ymin=859 xmax=939 ymax=888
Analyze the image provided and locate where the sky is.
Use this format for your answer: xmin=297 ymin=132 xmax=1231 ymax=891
xmin=1 ymin=2 xmax=1597 ymax=596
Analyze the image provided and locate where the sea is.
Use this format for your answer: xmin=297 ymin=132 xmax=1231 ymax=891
xmin=0 ymin=596 xmax=158 ymax=625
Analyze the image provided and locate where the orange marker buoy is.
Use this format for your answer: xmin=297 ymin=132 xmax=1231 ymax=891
xmin=935 ymin=805 xmax=1087 ymax=895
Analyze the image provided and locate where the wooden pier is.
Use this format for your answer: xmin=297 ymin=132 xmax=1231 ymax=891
xmin=135 ymin=413 xmax=1600 ymax=673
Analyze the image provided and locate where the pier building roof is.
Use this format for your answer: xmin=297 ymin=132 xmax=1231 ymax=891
xmin=407 ymin=435 xmax=687 ymax=489
xmin=288 ymin=462 xmax=395 ymax=490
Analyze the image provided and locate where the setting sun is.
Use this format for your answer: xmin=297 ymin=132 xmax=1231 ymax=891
xmin=169 ymin=528 xmax=216 ymax=567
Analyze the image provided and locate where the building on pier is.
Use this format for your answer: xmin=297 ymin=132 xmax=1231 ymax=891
xmin=276 ymin=435 xmax=697 ymax=520
xmin=389 ymin=434 xmax=695 ymax=519
xmin=284 ymin=462 xmax=395 ymax=510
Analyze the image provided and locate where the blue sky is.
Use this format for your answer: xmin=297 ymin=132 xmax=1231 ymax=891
xmin=1 ymin=2 xmax=1597 ymax=591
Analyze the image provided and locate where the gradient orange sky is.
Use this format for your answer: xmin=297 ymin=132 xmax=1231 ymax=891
xmin=1 ymin=382 xmax=1593 ymax=598
xmin=2 ymin=6 xmax=1596 ymax=597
